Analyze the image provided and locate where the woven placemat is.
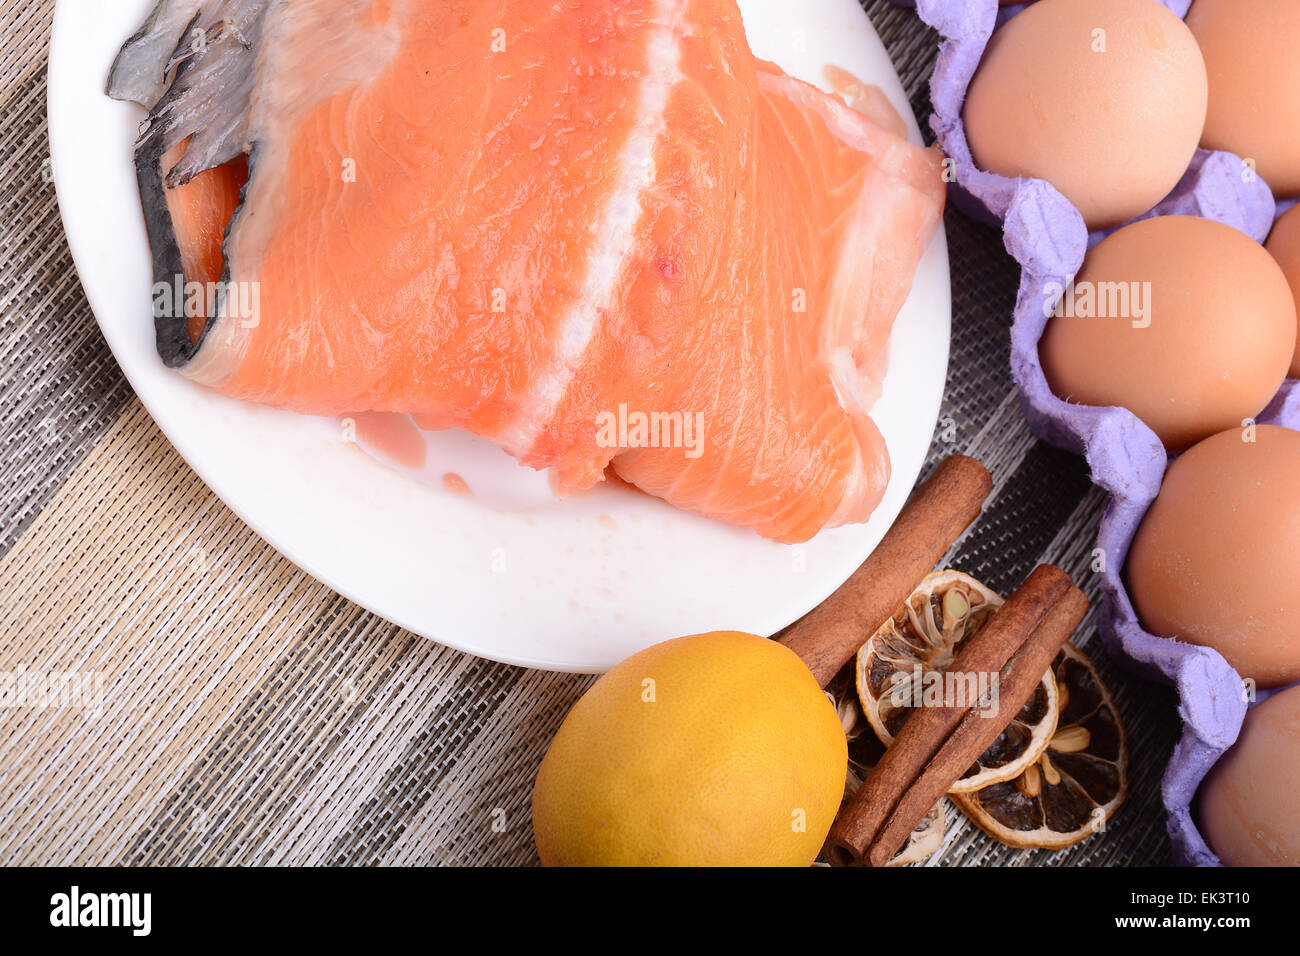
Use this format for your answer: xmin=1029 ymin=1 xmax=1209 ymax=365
xmin=0 ymin=0 xmax=1180 ymax=866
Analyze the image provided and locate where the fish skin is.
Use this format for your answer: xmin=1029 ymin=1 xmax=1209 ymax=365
xmin=113 ymin=0 xmax=945 ymax=542
xmin=106 ymin=0 xmax=204 ymax=108
xmin=142 ymin=0 xmax=269 ymax=187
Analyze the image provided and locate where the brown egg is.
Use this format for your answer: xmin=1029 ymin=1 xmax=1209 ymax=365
xmin=1187 ymin=0 xmax=1300 ymax=199
xmin=1127 ymin=425 xmax=1300 ymax=688
xmin=964 ymin=0 xmax=1206 ymax=230
xmin=1199 ymin=685 xmax=1300 ymax=866
xmin=1266 ymin=204 xmax=1300 ymax=378
xmin=1040 ymin=216 xmax=1296 ymax=451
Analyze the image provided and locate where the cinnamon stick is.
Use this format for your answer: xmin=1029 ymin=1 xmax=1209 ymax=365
xmin=862 ymin=586 xmax=1088 ymax=867
xmin=779 ymin=455 xmax=991 ymax=688
xmin=824 ymin=564 xmax=1073 ymax=865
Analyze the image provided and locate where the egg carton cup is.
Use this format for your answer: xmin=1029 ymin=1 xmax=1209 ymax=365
xmin=903 ymin=0 xmax=1300 ymax=865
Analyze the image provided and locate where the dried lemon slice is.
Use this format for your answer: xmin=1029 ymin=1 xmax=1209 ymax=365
xmin=951 ymin=642 xmax=1128 ymax=849
xmin=855 ymin=570 xmax=1060 ymax=793
xmin=819 ymin=667 xmax=945 ymax=867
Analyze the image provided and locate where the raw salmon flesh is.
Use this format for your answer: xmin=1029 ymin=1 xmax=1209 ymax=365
xmin=108 ymin=0 xmax=945 ymax=543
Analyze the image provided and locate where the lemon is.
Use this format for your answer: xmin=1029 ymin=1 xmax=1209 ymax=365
xmin=532 ymin=631 xmax=846 ymax=866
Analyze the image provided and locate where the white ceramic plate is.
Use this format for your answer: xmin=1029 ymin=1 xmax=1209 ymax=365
xmin=48 ymin=0 xmax=950 ymax=673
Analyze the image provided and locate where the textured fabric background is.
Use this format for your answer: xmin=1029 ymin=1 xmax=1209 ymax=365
xmin=0 ymin=0 xmax=1179 ymax=865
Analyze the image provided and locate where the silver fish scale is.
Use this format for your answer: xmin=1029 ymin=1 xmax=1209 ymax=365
xmin=109 ymin=0 xmax=270 ymax=186
xmin=105 ymin=0 xmax=205 ymax=108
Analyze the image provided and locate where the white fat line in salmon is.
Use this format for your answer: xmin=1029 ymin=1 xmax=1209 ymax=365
xmin=152 ymin=275 xmax=260 ymax=326
xmin=595 ymin=404 xmax=706 ymax=458
xmin=496 ymin=0 xmax=686 ymax=457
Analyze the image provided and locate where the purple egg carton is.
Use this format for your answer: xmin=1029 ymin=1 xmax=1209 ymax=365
xmin=901 ymin=0 xmax=1300 ymax=865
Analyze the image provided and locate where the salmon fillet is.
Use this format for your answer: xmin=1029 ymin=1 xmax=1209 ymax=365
xmin=110 ymin=0 xmax=945 ymax=543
